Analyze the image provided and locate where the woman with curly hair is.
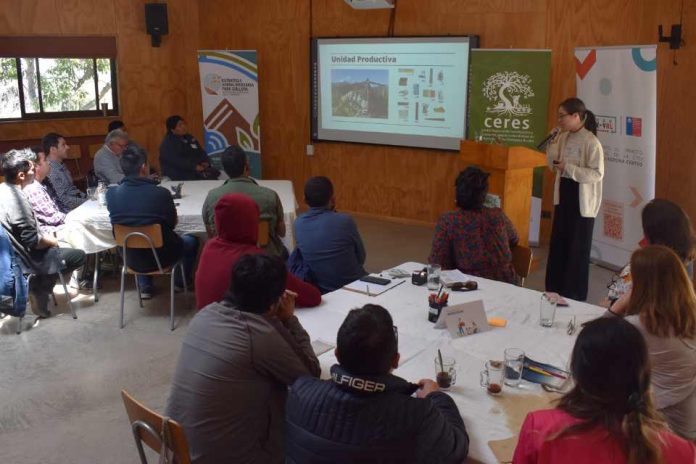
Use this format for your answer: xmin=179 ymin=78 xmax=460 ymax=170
xmin=428 ymin=165 xmax=519 ymax=284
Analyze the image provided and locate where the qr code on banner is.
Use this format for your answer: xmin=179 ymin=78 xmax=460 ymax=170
xmin=603 ymin=200 xmax=624 ymax=241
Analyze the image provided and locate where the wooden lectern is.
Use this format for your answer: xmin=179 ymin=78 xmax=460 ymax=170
xmin=460 ymin=140 xmax=547 ymax=246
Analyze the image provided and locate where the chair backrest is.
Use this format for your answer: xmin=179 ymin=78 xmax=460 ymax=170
xmin=257 ymin=219 xmax=270 ymax=247
xmin=121 ymin=390 xmax=191 ymax=464
xmin=114 ymin=224 xmax=164 ymax=249
xmin=511 ymin=245 xmax=533 ymax=283
xmin=89 ymin=143 xmax=103 ymax=159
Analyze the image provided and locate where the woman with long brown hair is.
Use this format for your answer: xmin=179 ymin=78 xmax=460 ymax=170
xmin=513 ymin=317 xmax=695 ymax=463
xmin=611 ymin=244 xmax=696 ymax=439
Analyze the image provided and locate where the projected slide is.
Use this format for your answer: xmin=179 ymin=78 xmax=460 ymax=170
xmin=312 ymin=37 xmax=473 ymax=150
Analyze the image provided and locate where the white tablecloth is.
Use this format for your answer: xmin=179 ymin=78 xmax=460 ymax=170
xmin=294 ymin=262 xmax=605 ymax=463
xmin=63 ymin=179 xmax=298 ymax=254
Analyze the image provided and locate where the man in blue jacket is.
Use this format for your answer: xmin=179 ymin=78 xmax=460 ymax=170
xmin=286 ymin=304 xmax=469 ymax=463
xmin=294 ymin=176 xmax=366 ymax=293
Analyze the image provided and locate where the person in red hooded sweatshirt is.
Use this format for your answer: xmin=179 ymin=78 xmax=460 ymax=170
xmin=195 ymin=193 xmax=321 ymax=310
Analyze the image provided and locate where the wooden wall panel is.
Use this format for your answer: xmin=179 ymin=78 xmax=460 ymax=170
xmin=200 ymin=0 xmax=313 ymax=188
xmin=0 ymin=0 xmax=202 ymax=169
xmin=3 ymin=0 xmax=692 ymax=236
xmin=655 ymin=0 xmax=696 ymax=221
xmin=198 ymin=0 xmax=695 ymax=235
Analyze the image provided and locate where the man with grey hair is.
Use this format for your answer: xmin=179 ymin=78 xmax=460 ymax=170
xmin=94 ymin=129 xmax=129 ymax=184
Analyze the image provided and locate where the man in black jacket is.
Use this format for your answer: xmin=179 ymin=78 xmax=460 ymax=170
xmin=0 ymin=149 xmax=85 ymax=317
xmin=158 ymin=115 xmax=218 ymax=181
xmin=286 ymin=304 xmax=469 ymax=463
xmin=106 ymin=147 xmax=198 ymax=298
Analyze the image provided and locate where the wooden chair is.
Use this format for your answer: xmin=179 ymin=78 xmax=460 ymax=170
xmin=511 ymin=245 xmax=533 ymax=287
xmin=257 ymin=219 xmax=270 ymax=247
xmin=121 ymin=390 xmax=191 ymax=464
xmin=113 ymin=224 xmax=189 ymax=330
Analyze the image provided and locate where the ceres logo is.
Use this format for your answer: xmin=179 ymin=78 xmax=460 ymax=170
xmin=203 ymin=73 xmax=222 ymax=95
xmin=482 ymin=71 xmax=534 ymax=130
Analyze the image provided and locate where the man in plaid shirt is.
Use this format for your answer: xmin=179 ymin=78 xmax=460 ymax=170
xmin=23 ymin=147 xmax=67 ymax=236
xmin=42 ymin=132 xmax=87 ymax=211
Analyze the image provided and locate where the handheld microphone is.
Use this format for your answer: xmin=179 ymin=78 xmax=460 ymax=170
xmin=536 ymin=127 xmax=560 ymax=151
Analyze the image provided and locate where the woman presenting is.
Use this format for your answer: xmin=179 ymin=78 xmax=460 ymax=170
xmin=545 ymin=98 xmax=604 ymax=301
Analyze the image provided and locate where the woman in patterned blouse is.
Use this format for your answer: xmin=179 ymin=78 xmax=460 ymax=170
xmin=428 ymin=166 xmax=519 ymax=284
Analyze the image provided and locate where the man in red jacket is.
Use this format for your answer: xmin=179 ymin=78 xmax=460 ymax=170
xmin=195 ymin=193 xmax=321 ymax=310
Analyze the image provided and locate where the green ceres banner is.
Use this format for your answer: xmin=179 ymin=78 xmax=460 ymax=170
xmin=468 ymin=49 xmax=551 ymax=150
xmin=467 ymin=49 xmax=551 ymax=243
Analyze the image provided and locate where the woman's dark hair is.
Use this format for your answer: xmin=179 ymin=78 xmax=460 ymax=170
xmin=455 ymin=166 xmax=489 ymax=210
xmin=165 ymin=115 xmax=184 ymax=132
xmin=336 ymin=304 xmax=397 ymax=376
xmin=559 ymin=98 xmax=597 ymax=135
xmin=225 ymin=254 xmax=287 ymax=314
xmin=642 ymin=198 xmax=696 ymax=262
xmin=554 ymin=317 xmax=665 ymax=464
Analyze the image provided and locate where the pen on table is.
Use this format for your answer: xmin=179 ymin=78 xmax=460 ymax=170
xmin=527 ymin=365 xmax=567 ymax=379
xmin=366 ymin=284 xmax=371 ymax=297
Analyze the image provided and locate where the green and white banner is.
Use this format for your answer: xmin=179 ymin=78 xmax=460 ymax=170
xmin=468 ymin=49 xmax=552 ymax=244
xmin=198 ymin=50 xmax=262 ymax=177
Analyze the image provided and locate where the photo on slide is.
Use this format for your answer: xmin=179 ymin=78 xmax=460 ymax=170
xmin=331 ymin=69 xmax=388 ymax=119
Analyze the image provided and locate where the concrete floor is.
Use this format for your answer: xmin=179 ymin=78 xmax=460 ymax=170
xmin=0 ymin=215 xmax=614 ymax=463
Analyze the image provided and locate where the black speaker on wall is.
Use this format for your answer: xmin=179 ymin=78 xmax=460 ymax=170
xmin=145 ymin=3 xmax=168 ymax=47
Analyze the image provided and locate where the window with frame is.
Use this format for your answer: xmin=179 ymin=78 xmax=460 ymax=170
xmin=0 ymin=36 xmax=118 ymax=120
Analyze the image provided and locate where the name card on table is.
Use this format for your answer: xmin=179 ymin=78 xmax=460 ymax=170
xmin=434 ymin=300 xmax=491 ymax=338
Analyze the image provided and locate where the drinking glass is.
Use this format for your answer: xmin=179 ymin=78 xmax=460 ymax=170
xmin=427 ymin=264 xmax=441 ymax=291
xmin=434 ymin=355 xmax=457 ymax=390
xmin=504 ymin=348 xmax=525 ymax=387
xmin=540 ymin=293 xmax=558 ymax=327
xmin=480 ymin=360 xmax=505 ymax=395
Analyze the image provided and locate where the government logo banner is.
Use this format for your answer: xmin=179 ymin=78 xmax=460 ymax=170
xmin=575 ymin=45 xmax=657 ymax=268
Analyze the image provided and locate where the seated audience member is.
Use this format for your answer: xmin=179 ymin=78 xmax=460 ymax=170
xmin=606 ymin=245 xmax=696 ymax=440
xmin=0 ymin=149 xmax=85 ymax=317
xmin=106 ymin=147 xmax=198 ymax=298
xmin=93 ymin=129 xmax=129 ymax=185
xmin=286 ymin=304 xmax=470 ymax=463
xmin=293 ymin=176 xmax=367 ymax=293
xmin=429 ymin=166 xmax=519 ymax=284
xmin=167 ymin=254 xmax=320 ymax=464
xmin=513 ymin=317 xmax=695 ymax=464
xmin=606 ymin=198 xmax=695 ymax=307
xmin=195 ymin=193 xmax=319 ymax=309
xmin=159 ymin=115 xmax=218 ymax=181
xmin=42 ymin=132 xmax=87 ymax=211
xmin=107 ymin=120 xmax=143 ymax=152
xmin=23 ymin=147 xmax=66 ymax=237
xmin=202 ymin=145 xmax=286 ymax=257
